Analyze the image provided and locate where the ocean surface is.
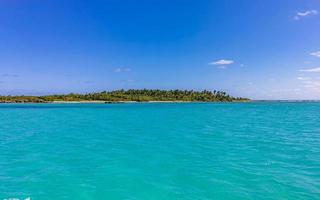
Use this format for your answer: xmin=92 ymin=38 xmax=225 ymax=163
xmin=0 ymin=102 xmax=320 ymax=200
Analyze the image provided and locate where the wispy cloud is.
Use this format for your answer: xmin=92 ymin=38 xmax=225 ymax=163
xmin=297 ymin=76 xmax=320 ymax=91
xmin=121 ymin=79 xmax=135 ymax=84
xmin=294 ymin=10 xmax=318 ymax=20
xmin=209 ymin=59 xmax=234 ymax=69
xmin=113 ymin=68 xmax=131 ymax=73
xmin=297 ymin=77 xmax=311 ymax=81
xmin=300 ymin=67 xmax=320 ymax=72
xmin=208 ymin=59 xmax=234 ymax=65
xmin=310 ymin=51 xmax=320 ymax=57
xmin=303 ymin=81 xmax=320 ymax=91
xmin=216 ymin=65 xmax=227 ymax=69
xmin=1 ymin=73 xmax=19 ymax=78
xmin=84 ymin=81 xmax=95 ymax=84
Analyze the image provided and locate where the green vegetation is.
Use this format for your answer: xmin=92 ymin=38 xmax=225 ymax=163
xmin=0 ymin=89 xmax=249 ymax=103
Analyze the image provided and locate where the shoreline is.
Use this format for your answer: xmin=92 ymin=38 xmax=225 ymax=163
xmin=1 ymin=100 xmax=320 ymax=104
xmin=0 ymin=100 xmax=250 ymax=104
xmin=51 ymin=100 xmax=194 ymax=104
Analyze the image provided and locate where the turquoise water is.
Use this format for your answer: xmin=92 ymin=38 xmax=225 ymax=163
xmin=1 ymin=103 xmax=320 ymax=200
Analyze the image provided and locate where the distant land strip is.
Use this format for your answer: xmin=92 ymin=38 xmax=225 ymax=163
xmin=0 ymin=89 xmax=249 ymax=103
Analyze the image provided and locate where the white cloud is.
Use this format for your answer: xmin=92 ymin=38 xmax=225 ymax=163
xmin=297 ymin=77 xmax=311 ymax=80
xmin=294 ymin=10 xmax=318 ymax=20
xmin=208 ymin=59 xmax=234 ymax=65
xmin=310 ymin=51 xmax=320 ymax=57
xmin=113 ymin=68 xmax=131 ymax=73
xmin=297 ymin=10 xmax=318 ymax=16
xmin=300 ymin=67 xmax=320 ymax=72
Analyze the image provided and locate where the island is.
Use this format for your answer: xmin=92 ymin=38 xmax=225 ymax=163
xmin=0 ymin=89 xmax=249 ymax=103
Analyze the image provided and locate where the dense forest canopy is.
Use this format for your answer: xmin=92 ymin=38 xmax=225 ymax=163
xmin=0 ymin=89 xmax=249 ymax=103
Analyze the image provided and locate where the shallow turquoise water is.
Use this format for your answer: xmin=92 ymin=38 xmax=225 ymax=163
xmin=0 ymin=102 xmax=320 ymax=200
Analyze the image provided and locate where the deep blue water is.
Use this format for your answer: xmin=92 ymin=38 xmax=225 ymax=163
xmin=1 ymin=103 xmax=320 ymax=199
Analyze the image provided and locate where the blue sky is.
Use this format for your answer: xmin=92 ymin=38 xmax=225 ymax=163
xmin=0 ymin=0 xmax=319 ymax=99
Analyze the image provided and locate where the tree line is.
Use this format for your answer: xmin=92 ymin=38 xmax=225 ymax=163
xmin=0 ymin=89 xmax=249 ymax=103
